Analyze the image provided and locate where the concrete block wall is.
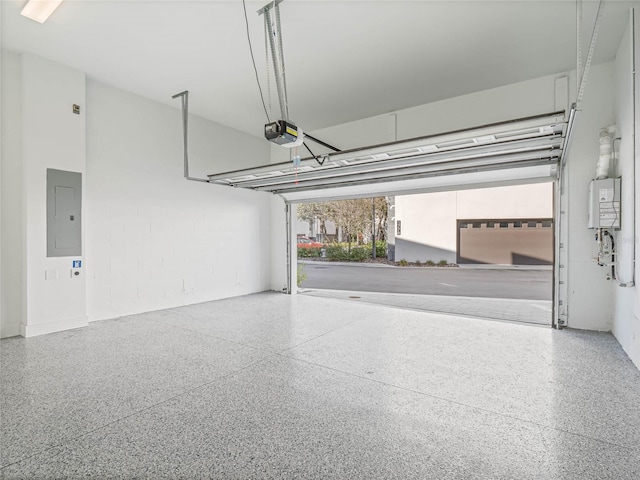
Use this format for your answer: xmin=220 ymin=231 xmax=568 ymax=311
xmin=0 ymin=53 xmax=273 ymax=337
xmin=85 ymin=80 xmax=272 ymax=322
xmin=612 ymin=10 xmax=640 ymax=369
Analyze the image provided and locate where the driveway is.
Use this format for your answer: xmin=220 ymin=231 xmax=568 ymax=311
xmin=301 ymin=289 xmax=552 ymax=325
xmin=299 ymin=261 xmax=552 ymax=300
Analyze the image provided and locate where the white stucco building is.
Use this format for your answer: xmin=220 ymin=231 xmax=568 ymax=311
xmin=392 ymin=183 xmax=554 ymax=264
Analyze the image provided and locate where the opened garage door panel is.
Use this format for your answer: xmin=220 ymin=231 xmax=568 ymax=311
xmin=207 ymin=111 xmax=568 ymax=203
xmin=278 ymin=165 xmax=557 ymax=203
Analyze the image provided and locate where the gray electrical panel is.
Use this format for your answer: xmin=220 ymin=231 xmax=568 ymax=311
xmin=47 ymin=169 xmax=82 ymax=257
xmin=588 ymin=177 xmax=621 ymax=229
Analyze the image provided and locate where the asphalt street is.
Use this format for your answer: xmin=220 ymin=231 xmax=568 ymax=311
xmin=299 ymin=262 xmax=552 ymax=300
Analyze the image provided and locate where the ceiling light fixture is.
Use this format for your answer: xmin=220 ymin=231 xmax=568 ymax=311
xmin=21 ymin=0 xmax=63 ymax=24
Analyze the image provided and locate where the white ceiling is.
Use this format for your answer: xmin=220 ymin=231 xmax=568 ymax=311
xmin=2 ymin=0 xmax=636 ymax=138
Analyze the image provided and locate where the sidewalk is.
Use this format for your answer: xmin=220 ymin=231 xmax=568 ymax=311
xmin=298 ymin=259 xmax=552 ymax=271
xmin=298 ymin=260 xmax=395 ymax=268
xmin=300 ymin=288 xmax=552 ymax=326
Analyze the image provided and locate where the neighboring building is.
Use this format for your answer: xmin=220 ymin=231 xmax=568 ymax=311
xmin=296 ymin=218 xmax=338 ymax=243
xmin=393 ymin=182 xmax=553 ymax=265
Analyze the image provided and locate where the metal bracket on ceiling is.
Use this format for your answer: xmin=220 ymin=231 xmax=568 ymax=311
xmin=171 ymin=90 xmax=209 ymax=183
xmin=256 ymin=0 xmax=342 ymax=158
xmin=257 ymin=0 xmax=284 ymax=17
xmin=259 ymin=0 xmax=289 ymax=121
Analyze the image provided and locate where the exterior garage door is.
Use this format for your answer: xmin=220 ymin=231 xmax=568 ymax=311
xmin=174 ymin=97 xmax=575 ymax=327
xmin=457 ymin=219 xmax=553 ymax=265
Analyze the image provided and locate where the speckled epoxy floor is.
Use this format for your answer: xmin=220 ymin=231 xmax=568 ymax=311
xmin=1 ymin=292 xmax=639 ymax=479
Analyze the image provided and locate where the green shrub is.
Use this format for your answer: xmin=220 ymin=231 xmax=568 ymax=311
xmin=371 ymin=240 xmax=387 ymax=258
xmin=297 ymin=246 xmax=321 ymax=258
xmin=297 ymin=264 xmax=307 ymax=286
xmin=325 ymin=244 xmax=372 ymax=261
xmin=438 ymin=260 xmax=448 ymax=266
xmin=349 ymin=246 xmax=370 ymax=261
xmin=325 ymin=244 xmax=349 ymax=261
xmin=319 ymin=241 xmax=389 ymax=262
xmin=398 ymin=259 xmax=408 ymax=266
xmin=415 ymin=260 xmax=421 ymax=266
xmin=426 ymin=260 xmax=435 ymax=266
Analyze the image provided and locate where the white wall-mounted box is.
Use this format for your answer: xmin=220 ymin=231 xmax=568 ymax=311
xmin=588 ymin=177 xmax=621 ymax=229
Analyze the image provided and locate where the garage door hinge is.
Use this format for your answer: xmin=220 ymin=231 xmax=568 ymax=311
xmin=559 ymin=264 xmax=565 ymax=268
xmin=559 ymin=243 xmax=564 ymax=249
xmin=559 ymin=280 xmax=565 ymax=284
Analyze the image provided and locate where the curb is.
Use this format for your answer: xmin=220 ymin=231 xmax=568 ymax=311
xmin=297 ymin=260 xmax=551 ymax=271
xmin=300 ymin=288 xmax=553 ymax=304
xmin=298 ymin=260 xmax=399 ymax=268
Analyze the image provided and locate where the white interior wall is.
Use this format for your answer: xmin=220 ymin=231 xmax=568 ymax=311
xmin=0 ymin=52 xmax=274 ymax=337
xmin=396 ymin=74 xmax=562 ymax=140
xmin=270 ymin=145 xmax=287 ymax=292
xmin=564 ymin=66 xmax=616 ymax=331
xmin=20 ymin=54 xmax=87 ymax=337
xmin=270 ymin=195 xmax=288 ymax=293
xmin=85 ymin=80 xmax=272 ymax=321
xmin=0 ymin=2 xmax=3 ymax=338
xmin=612 ymin=10 xmax=640 ymax=369
xmin=0 ymin=51 xmax=22 ymax=338
xmin=269 ymin=145 xmax=298 ymax=294
xmin=0 ymin=53 xmax=90 ymax=337
xmin=272 ymin=64 xmax=616 ymax=332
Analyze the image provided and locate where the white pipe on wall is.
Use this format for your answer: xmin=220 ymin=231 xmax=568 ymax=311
xmin=596 ymin=125 xmax=616 ymax=179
